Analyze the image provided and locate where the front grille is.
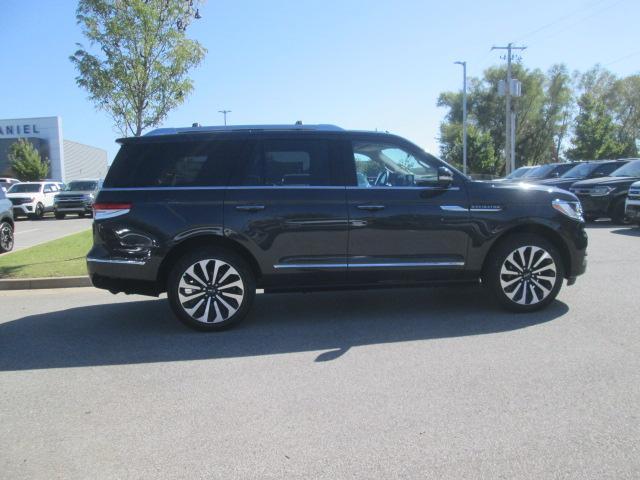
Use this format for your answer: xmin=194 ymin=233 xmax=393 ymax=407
xmin=10 ymin=197 xmax=31 ymax=205
xmin=57 ymin=195 xmax=86 ymax=202
xmin=628 ymin=189 xmax=640 ymax=198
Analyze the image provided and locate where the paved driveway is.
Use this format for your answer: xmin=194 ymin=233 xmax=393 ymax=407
xmin=12 ymin=216 xmax=92 ymax=251
xmin=1 ymin=225 xmax=639 ymax=479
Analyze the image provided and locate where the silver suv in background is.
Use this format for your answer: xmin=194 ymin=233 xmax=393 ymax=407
xmin=54 ymin=179 xmax=103 ymax=219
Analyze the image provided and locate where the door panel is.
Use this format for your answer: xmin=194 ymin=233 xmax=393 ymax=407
xmin=346 ymin=139 xmax=471 ymax=285
xmin=347 ymin=187 xmax=470 ymax=284
xmin=224 ymin=136 xmax=350 ymax=289
xmin=224 ymin=187 xmax=349 ymax=287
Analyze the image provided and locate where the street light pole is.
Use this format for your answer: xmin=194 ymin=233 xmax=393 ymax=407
xmin=454 ymin=61 xmax=468 ymax=176
xmin=218 ymin=110 xmax=231 ymax=126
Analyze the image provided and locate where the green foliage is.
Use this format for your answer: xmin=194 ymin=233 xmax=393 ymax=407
xmin=566 ymin=93 xmax=632 ymax=160
xmin=438 ymin=64 xmax=573 ymax=176
xmin=70 ymin=0 xmax=207 ymax=136
xmin=567 ymin=67 xmax=638 ymax=160
xmin=439 ymin=123 xmax=497 ymax=174
xmin=8 ymin=139 xmax=49 ymax=181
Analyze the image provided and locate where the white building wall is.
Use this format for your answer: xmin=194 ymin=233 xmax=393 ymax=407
xmin=63 ymin=139 xmax=108 ymax=180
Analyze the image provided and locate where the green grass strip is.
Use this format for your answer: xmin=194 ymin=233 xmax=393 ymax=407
xmin=0 ymin=230 xmax=93 ymax=279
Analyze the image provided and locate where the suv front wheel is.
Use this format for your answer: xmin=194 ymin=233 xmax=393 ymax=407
xmin=167 ymin=248 xmax=256 ymax=331
xmin=484 ymin=234 xmax=564 ymax=312
xmin=0 ymin=221 xmax=14 ymax=253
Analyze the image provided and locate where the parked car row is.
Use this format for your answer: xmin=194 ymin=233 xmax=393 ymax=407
xmin=502 ymin=159 xmax=640 ymax=224
xmin=5 ymin=179 xmax=102 ymax=220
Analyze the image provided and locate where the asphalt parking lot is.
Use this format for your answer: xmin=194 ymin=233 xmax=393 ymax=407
xmin=1 ymin=224 xmax=639 ymax=479
xmin=12 ymin=215 xmax=93 ymax=251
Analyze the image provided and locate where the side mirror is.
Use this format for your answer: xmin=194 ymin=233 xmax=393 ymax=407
xmin=437 ymin=166 xmax=454 ymax=186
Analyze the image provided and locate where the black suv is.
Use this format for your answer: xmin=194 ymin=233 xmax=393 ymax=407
xmin=508 ymin=162 xmax=577 ymax=183
xmin=0 ymin=187 xmax=15 ymax=253
xmin=88 ymin=125 xmax=588 ymax=330
xmin=570 ymin=159 xmax=640 ymax=223
xmin=536 ymin=160 xmax=630 ymax=191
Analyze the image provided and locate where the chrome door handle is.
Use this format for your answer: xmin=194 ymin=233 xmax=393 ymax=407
xmin=356 ymin=204 xmax=385 ymax=211
xmin=235 ymin=205 xmax=265 ymax=212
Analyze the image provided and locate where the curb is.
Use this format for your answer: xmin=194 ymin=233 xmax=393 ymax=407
xmin=0 ymin=276 xmax=92 ymax=291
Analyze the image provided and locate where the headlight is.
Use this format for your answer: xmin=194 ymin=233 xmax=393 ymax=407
xmin=552 ymin=199 xmax=584 ymax=222
xmin=590 ymin=186 xmax=614 ymax=196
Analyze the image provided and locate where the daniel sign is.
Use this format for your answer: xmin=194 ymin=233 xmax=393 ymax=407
xmin=0 ymin=124 xmax=41 ymax=135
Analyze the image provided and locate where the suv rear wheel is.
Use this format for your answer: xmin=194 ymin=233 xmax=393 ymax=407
xmin=484 ymin=234 xmax=564 ymax=312
xmin=167 ymin=248 xmax=255 ymax=331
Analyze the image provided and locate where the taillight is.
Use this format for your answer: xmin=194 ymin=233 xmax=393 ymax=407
xmin=93 ymin=202 xmax=132 ymax=220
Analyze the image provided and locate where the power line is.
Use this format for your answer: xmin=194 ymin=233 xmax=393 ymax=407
xmin=604 ymin=49 xmax=640 ymax=67
xmin=513 ymin=0 xmax=610 ymax=43
xmin=526 ymin=0 xmax=628 ymax=44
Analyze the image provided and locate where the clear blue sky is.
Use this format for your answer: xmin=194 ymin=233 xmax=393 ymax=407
xmin=1 ymin=0 xmax=638 ymax=162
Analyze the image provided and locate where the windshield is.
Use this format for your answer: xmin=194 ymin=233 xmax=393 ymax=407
xmin=612 ymin=160 xmax=640 ymax=177
xmin=65 ymin=181 xmax=98 ymax=191
xmin=561 ymin=163 xmax=596 ymax=178
xmin=8 ymin=183 xmax=41 ymax=193
xmin=523 ymin=164 xmax=553 ymax=178
xmin=506 ymin=167 xmax=530 ymax=179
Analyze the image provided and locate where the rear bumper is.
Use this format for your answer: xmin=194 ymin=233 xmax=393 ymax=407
xmin=87 ymin=246 xmax=162 ymax=296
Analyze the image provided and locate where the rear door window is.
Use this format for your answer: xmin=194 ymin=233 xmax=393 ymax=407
xmin=104 ymin=140 xmax=253 ymax=188
xmin=231 ymin=138 xmax=343 ymax=186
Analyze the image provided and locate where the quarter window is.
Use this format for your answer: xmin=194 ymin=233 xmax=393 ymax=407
xmin=105 ymin=140 xmax=252 ymax=188
xmin=352 ymin=142 xmax=437 ymax=187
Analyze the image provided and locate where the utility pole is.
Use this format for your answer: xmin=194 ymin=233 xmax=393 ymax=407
xmin=491 ymin=43 xmax=526 ymax=174
xmin=454 ymin=61 xmax=468 ymax=176
xmin=218 ymin=110 xmax=231 ymax=126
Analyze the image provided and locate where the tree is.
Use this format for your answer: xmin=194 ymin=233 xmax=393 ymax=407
xmin=437 ymin=63 xmax=573 ymax=175
xmin=8 ymin=139 xmax=49 ymax=181
xmin=71 ymin=0 xmax=207 ymax=137
xmin=567 ymin=66 xmax=638 ymax=159
xmin=566 ymin=93 xmax=633 ymax=160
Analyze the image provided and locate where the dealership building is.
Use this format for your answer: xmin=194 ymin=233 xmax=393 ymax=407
xmin=0 ymin=116 xmax=108 ymax=182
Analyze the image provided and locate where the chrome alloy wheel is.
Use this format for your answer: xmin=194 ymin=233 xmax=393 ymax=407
xmin=0 ymin=223 xmax=13 ymax=252
xmin=178 ymin=259 xmax=245 ymax=324
xmin=499 ymin=246 xmax=557 ymax=305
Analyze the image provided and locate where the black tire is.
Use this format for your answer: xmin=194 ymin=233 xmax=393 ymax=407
xmin=167 ymin=247 xmax=255 ymax=331
xmin=0 ymin=221 xmax=14 ymax=253
xmin=483 ymin=234 xmax=564 ymax=313
xmin=55 ymin=212 xmax=66 ymax=220
xmin=29 ymin=203 xmax=45 ymax=220
xmin=610 ymin=198 xmax=629 ymax=225
xmin=583 ymin=215 xmax=597 ymax=222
